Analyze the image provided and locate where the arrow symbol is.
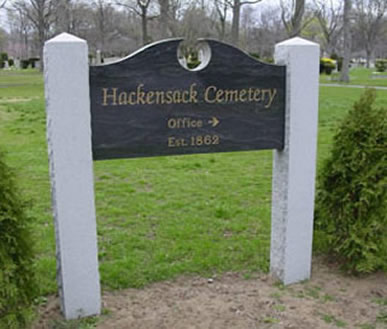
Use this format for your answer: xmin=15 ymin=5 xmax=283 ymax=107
xmin=208 ymin=117 xmax=220 ymax=127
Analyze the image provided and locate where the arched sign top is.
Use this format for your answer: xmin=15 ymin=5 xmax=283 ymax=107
xmin=93 ymin=38 xmax=284 ymax=72
xmin=89 ymin=39 xmax=286 ymax=160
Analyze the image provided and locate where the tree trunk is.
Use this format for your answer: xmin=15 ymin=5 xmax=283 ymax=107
xmin=38 ymin=21 xmax=45 ymax=71
xmin=365 ymin=38 xmax=372 ymax=68
xmin=220 ymin=17 xmax=226 ymax=41
xmin=141 ymin=10 xmax=148 ymax=45
xmin=158 ymin=0 xmax=169 ymax=39
xmin=231 ymin=0 xmax=240 ymax=46
xmin=340 ymin=0 xmax=351 ymax=83
xmin=290 ymin=0 xmax=305 ymax=37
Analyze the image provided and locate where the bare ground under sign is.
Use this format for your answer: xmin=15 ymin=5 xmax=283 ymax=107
xmin=32 ymin=259 xmax=387 ymax=329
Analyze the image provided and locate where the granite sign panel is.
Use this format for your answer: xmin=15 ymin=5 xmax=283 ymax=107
xmin=89 ymin=39 xmax=286 ymax=160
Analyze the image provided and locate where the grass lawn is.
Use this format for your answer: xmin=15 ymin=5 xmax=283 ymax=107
xmin=320 ymin=67 xmax=387 ymax=87
xmin=0 ymin=70 xmax=386 ymax=298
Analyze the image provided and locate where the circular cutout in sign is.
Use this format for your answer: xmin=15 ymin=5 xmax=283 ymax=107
xmin=177 ymin=40 xmax=211 ymax=72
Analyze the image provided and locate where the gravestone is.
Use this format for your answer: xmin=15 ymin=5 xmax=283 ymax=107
xmin=14 ymin=59 xmax=20 ymax=69
xmin=96 ymin=50 xmax=102 ymax=65
xmin=44 ymin=33 xmax=319 ymax=319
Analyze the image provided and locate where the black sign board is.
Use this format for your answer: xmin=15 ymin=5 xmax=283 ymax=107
xmin=89 ymin=39 xmax=286 ymax=160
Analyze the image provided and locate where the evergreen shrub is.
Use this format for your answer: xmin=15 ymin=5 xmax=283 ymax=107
xmin=20 ymin=60 xmax=29 ymax=69
xmin=0 ymin=53 xmax=8 ymax=69
xmin=0 ymin=151 xmax=37 ymax=328
xmin=315 ymin=89 xmax=387 ymax=273
xmin=330 ymin=53 xmax=343 ymax=71
xmin=320 ymin=57 xmax=336 ymax=75
xmin=28 ymin=58 xmax=39 ymax=69
xmin=375 ymin=59 xmax=387 ymax=73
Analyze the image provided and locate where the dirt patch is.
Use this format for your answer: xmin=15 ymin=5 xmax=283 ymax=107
xmin=33 ymin=260 xmax=387 ymax=329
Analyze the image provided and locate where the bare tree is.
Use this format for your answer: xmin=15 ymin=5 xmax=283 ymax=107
xmin=12 ymin=0 xmax=54 ymax=69
xmin=116 ymin=0 xmax=157 ymax=45
xmin=53 ymin=0 xmax=72 ymax=33
xmin=214 ymin=0 xmax=229 ymax=41
xmin=340 ymin=0 xmax=352 ymax=82
xmin=354 ymin=0 xmax=387 ymax=67
xmin=313 ymin=0 xmax=343 ymax=55
xmin=157 ymin=0 xmax=169 ymax=38
xmin=280 ymin=0 xmax=313 ymax=37
xmin=7 ymin=4 xmax=32 ymax=58
xmin=216 ymin=0 xmax=262 ymax=46
xmin=92 ymin=0 xmax=112 ymax=52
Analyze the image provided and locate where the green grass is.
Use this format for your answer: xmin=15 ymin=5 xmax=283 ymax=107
xmin=0 ymin=70 xmax=387 ymax=297
xmin=320 ymin=67 xmax=387 ymax=87
xmin=0 ymin=70 xmax=44 ymax=99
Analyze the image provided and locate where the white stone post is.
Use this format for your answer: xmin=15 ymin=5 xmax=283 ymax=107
xmin=271 ymin=37 xmax=320 ymax=285
xmin=44 ymin=33 xmax=101 ymax=319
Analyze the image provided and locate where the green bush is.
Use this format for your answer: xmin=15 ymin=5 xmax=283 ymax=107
xmin=375 ymin=59 xmax=387 ymax=72
xmin=0 ymin=53 xmax=8 ymax=69
xmin=315 ymin=89 xmax=387 ymax=273
xmin=330 ymin=54 xmax=343 ymax=71
xmin=20 ymin=60 xmax=29 ymax=69
xmin=249 ymin=52 xmax=260 ymax=60
xmin=187 ymin=59 xmax=201 ymax=69
xmin=8 ymin=59 xmax=14 ymax=67
xmin=28 ymin=58 xmax=39 ymax=69
xmin=0 ymin=151 xmax=37 ymax=328
xmin=320 ymin=57 xmax=336 ymax=75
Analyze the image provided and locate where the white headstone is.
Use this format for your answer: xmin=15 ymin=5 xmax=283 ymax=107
xmin=14 ymin=59 xmax=21 ymax=69
xmin=44 ymin=33 xmax=101 ymax=319
xmin=96 ymin=50 xmax=102 ymax=65
xmin=271 ymin=37 xmax=320 ymax=285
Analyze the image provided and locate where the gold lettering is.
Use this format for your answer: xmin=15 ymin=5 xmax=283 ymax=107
xmin=118 ymin=91 xmax=127 ymax=105
xmin=265 ymin=89 xmax=277 ymax=108
xmin=146 ymin=91 xmax=155 ymax=104
xmin=224 ymin=89 xmax=238 ymax=102
xmin=253 ymin=89 xmax=261 ymax=102
xmin=189 ymin=83 xmax=198 ymax=103
xmin=102 ymin=88 xmax=117 ymax=106
xmin=165 ymin=90 xmax=173 ymax=104
xmin=239 ymin=89 xmax=247 ymax=102
xmin=204 ymin=86 xmax=217 ymax=103
xmin=173 ymin=90 xmax=182 ymax=103
xmin=168 ymin=118 xmax=176 ymax=129
xmin=182 ymin=90 xmax=190 ymax=104
xmin=216 ymin=89 xmax=224 ymax=103
xmin=248 ymin=88 xmax=255 ymax=102
xmin=137 ymin=84 xmax=146 ymax=105
xmin=128 ymin=92 xmax=136 ymax=105
xmin=155 ymin=91 xmax=165 ymax=104
xmin=168 ymin=137 xmax=176 ymax=147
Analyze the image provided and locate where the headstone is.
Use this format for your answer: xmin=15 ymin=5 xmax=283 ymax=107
xmin=96 ymin=50 xmax=102 ymax=65
xmin=14 ymin=59 xmax=20 ymax=69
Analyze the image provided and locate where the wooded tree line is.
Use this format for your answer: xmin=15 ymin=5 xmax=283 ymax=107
xmin=1 ymin=0 xmax=387 ymax=69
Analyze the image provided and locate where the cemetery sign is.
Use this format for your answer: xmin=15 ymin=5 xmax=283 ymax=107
xmin=44 ymin=33 xmax=319 ymax=320
xmin=89 ymin=39 xmax=286 ymax=160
